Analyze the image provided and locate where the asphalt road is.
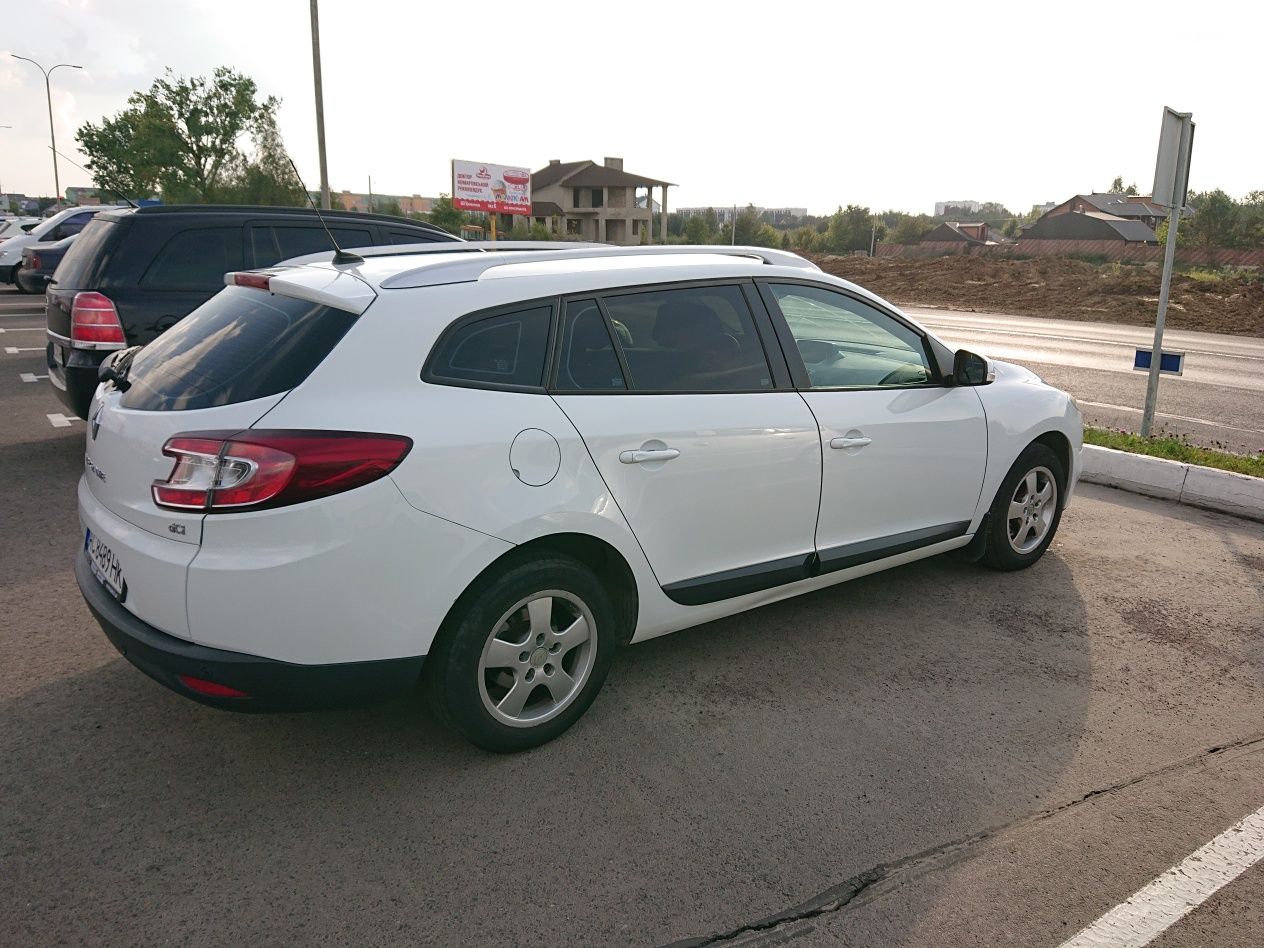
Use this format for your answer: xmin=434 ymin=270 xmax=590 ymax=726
xmin=2 ymin=283 xmax=1263 ymax=946
xmin=908 ymin=307 xmax=1264 ymax=455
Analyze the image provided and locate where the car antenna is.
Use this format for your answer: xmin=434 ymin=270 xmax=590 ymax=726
xmin=48 ymin=147 xmax=139 ymax=208
xmin=287 ymin=158 xmax=363 ymax=265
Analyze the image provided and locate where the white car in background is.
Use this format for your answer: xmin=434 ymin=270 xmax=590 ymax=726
xmin=1 ymin=205 xmax=124 ymax=289
xmin=0 ymin=216 xmax=40 ymax=242
xmin=75 ymin=244 xmax=1082 ymax=751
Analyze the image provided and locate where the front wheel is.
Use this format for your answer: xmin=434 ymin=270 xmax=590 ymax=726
xmin=425 ymin=555 xmax=620 ymax=752
xmin=980 ymin=443 xmax=1066 ymax=571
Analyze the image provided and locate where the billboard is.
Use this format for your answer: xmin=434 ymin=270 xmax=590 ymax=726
xmin=451 ymin=160 xmax=532 ymax=215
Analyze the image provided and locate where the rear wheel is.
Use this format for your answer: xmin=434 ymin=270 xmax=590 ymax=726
xmin=980 ymin=443 xmax=1065 ymax=571
xmin=425 ymin=555 xmax=620 ymax=752
xmin=13 ymin=264 xmax=31 ymax=293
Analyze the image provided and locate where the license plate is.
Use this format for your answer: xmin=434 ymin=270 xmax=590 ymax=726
xmin=85 ymin=528 xmax=127 ymax=601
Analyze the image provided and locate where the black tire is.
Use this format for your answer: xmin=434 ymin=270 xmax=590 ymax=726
xmin=424 ymin=554 xmax=621 ymax=752
xmin=980 ymin=443 xmax=1066 ymax=571
xmin=12 ymin=264 xmax=31 ymax=293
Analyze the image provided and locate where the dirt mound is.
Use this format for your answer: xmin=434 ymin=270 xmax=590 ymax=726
xmin=810 ymin=254 xmax=1264 ymax=336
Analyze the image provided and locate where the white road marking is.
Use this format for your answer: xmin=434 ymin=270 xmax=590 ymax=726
xmin=4 ymin=346 xmax=43 ymax=353
xmin=0 ymin=326 xmax=42 ymax=332
xmin=1078 ymin=400 xmax=1264 ymax=436
xmin=1058 ymin=804 xmax=1264 ymax=948
xmin=20 ymin=372 xmax=48 ymax=382
xmin=47 ymin=413 xmax=79 ymax=428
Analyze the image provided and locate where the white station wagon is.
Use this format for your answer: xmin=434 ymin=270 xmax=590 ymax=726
xmin=76 ymin=245 xmax=1082 ymax=750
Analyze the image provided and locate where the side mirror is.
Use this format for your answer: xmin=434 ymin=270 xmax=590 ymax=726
xmin=953 ymin=349 xmax=993 ymax=386
xmin=21 ymin=222 xmax=37 ymax=232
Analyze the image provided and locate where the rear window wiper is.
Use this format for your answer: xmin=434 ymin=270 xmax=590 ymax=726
xmin=98 ymin=346 xmax=141 ymax=391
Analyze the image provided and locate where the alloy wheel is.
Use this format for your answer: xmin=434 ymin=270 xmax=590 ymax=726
xmin=1006 ymin=466 xmax=1057 ymax=554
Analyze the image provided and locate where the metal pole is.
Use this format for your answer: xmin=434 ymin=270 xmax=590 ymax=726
xmin=12 ymin=57 xmax=81 ymax=205
xmin=870 ymin=219 xmax=877 ymax=256
xmin=309 ymin=0 xmax=331 ymax=210
xmin=367 ymin=175 xmax=372 ymax=213
xmin=1140 ymin=205 xmax=1182 ymax=435
xmin=731 ymin=204 xmax=736 ymax=245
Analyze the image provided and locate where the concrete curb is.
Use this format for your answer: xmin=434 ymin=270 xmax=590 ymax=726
xmin=1080 ymin=444 xmax=1264 ymax=522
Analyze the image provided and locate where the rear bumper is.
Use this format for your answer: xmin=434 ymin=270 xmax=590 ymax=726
xmin=47 ymin=341 xmax=102 ymax=419
xmin=77 ymin=551 xmax=426 ymax=711
xmin=16 ymin=268 xmax=50 ymax=293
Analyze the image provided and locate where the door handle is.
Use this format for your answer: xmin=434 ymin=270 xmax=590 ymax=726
xmin=619 ymin=448 xmax=680 ymax=464
xmin=830 ymin=436 xmax=872 ymax=449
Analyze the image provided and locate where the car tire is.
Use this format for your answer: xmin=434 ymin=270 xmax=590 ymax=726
xmin=425 ymin=554 xmax=620 ymax=752
xmin=12 ymin=264 xmax=30 ymax=293
xmin=980 ymin=443 xmax=1066 ymax=572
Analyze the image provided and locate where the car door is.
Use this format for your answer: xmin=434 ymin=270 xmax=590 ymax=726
xmin=761 ymin=281 xmax=987 ymax=573
xmin=550 ymin=282 xmax=822 ymax=605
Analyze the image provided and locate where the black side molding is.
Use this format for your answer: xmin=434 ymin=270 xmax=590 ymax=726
xmin=816 ymin=521 xmax=971 ymax=575
xmin=662 ymin=553 xmax=813 ymax=607
xmin=662 ymin=520 xmax=973 ymax=606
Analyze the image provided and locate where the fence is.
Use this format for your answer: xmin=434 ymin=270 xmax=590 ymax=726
xmin=876 ymin=240 xmax=1264 ymax=267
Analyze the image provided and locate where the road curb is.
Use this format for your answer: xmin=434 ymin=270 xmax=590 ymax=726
xmin=1080 ymin=445 xmax=1264 ymax=522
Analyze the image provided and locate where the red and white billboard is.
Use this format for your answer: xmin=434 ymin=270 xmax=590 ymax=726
xmin=451 ymin=159 xmax=532 ymax=215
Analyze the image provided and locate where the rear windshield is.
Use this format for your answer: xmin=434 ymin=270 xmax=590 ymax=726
xmin=119 ymin=286 xmax=357 ymax=411
xmin=51 ymin=218 xmax=117 ymax=288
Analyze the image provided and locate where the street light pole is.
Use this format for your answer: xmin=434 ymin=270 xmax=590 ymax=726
xmin=309 ymin=0 xmax=331 ymax=210
xmin=11 ymin=56 xmax=82 ymax=205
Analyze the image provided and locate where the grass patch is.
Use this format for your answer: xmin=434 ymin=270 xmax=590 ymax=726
xmin=1084 ymin=426 xmax=1264 ymax=478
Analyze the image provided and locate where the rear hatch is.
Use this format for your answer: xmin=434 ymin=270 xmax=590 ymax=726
xmin=46 ymin=215 xmax=124 ymax=340
xmin=84 ymin=273 xmax=374 ymax=544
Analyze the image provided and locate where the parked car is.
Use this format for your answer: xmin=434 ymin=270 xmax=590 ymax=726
xmin=0 ymin=216 xmax=41 ymax=242
xmin=75 ymin=245 xmax=1082 ymax=752
xmin=16 ymin=234 xmax=77 ymax=293
xmin=1 ymin=205 xmax=121 ymax=290
xmin=45 ymin=204 xmax=461 ymax=418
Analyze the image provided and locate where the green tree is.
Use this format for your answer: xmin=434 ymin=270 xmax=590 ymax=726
xmin=734 ymin=205 xmax=762 ymax=244
xmin=702 ymin=207 xmax=719 ymax=239
xmin=1183 ymin=189 xmax=1239 ymax=254
xmin=1110 ymin=175 xmax=1140 ymax=196
xmin=791 ymin=226 xmax=819 ymax=252
xmin=77 ymin=67 xmax=292 ymax=204
xmin=825 ymin=205 xmax=873 ymax=253
xmin=375 ymin=198 xmax=404 ymax=217
xmin=684 ymin=215 xmax=710 ymax=244
xmin=427 ymin=194 xmax=467 ymax=235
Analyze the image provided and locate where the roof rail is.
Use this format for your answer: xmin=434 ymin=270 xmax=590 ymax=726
xmin=375 ymin=244 xmax=819 ymax=289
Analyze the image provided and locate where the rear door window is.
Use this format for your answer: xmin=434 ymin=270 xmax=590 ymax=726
xmin=119 ymin=286 xmax=357 ymax=411
xmin=600 ymin=285 xmax=773 ymax=392
xmin=140 ymin=227 xmax=245 ymax=290
xmin=554 ymin=299 xmax=626 ymax=391
xmin=387 ymin=229 xmax=446 ymax=244
xmin=425 ymin=305 xmax=552 ymax=389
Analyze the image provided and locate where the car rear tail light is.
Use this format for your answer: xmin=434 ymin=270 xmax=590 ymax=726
xmin=28 ymin=252 xmax=42 ymax=270
xmin=226 ymin=271 xmax=272 ymax=291
xmin=71 ymin=291 xmax=126 ymax=345
xmin=178 ymin=674 xmax=249 ymax=698
xmin=153 ymin=430 xmax=413 ymax=512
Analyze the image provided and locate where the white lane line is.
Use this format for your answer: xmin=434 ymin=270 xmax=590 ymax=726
xmin=20 ymin=372 xmax=48 ymax=382
xmin=0 ymin=326 xmax=42 ymax=332
xmin=47 ymin=413 xmax=80 ymax=428
xmin=4 ymin=346 xmax=43 ymax=353
xmin=1058 ymin=804 xmax=1264 ymax=948
xmin=1077 ymin=400 xmax=1264 ymax=435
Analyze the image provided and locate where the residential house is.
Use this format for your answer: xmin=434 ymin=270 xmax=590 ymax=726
xmin=1042 ymin=192 xmax=1168 ymax=230
xmin=529 ymin=157 xmax=673 ymax=245
xmin=1017 ymin=210 xmax=1157 ymax=244
xmin=920 ymin=221 xmax=991 ymax=245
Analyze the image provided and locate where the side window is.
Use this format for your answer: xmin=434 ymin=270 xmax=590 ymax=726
xmin=267 ymin=225 xmax=373 ymax=263
xmin=140 ymin=227 xmax=245 ymax=289
xmin=769 ymin=284 xmax=932 ymax=388
xmin=56 ymin=213 xmax=94 ymax=239
xmin=601 ymin=285 xmax=773 ymax=392
xmin=387 ymin=229 xmax=445 ymax=244
xmin=553 ymin=299 xmax=626 ymax=391
xmin=426 ymin=305 xmax=552 ymax=389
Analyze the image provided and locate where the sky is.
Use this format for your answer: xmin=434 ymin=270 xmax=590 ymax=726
xmin=3 ymin=0 xmax=1262 ymax=216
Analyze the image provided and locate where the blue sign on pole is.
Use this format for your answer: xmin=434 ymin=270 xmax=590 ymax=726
xmin=1134 ymin=349 xmax=1185 ymax=376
